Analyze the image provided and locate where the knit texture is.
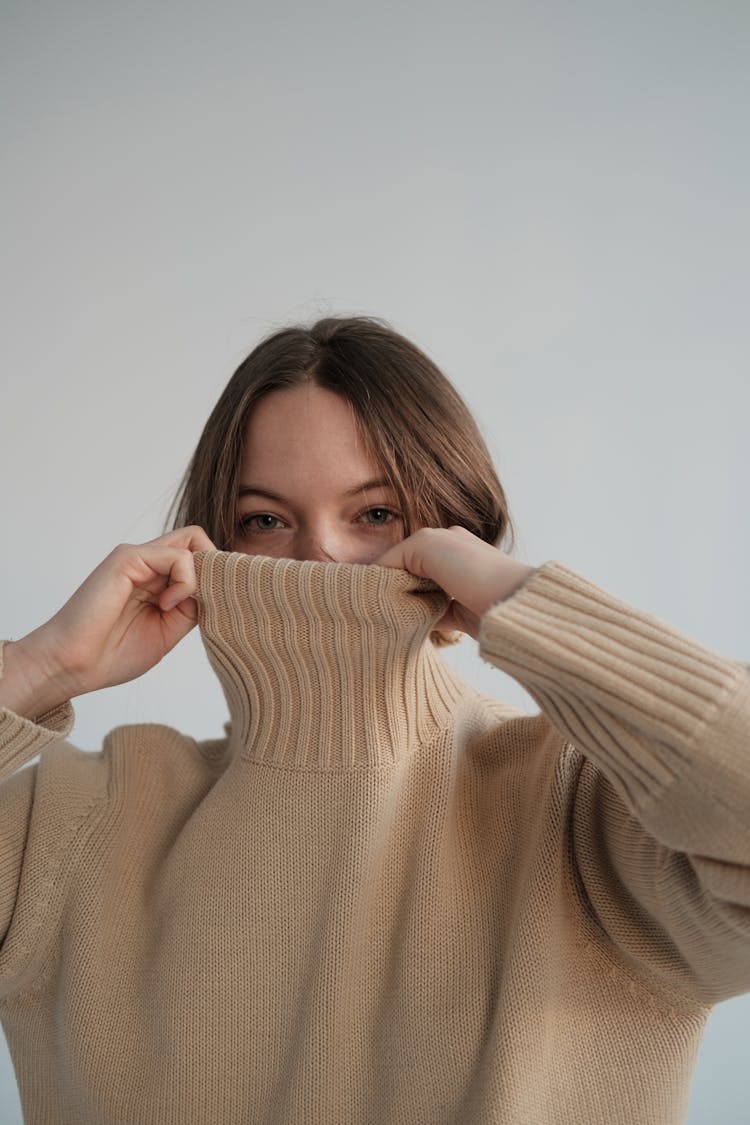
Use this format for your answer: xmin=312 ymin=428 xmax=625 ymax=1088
xmin=0 ymin=550 xmax=748 ymax=1124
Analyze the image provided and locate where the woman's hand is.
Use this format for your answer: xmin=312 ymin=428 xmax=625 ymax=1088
xmin=374 ymin=526 xmax=537 ymax=640
xmin=5 ymin=526 xmax=217 ymax=709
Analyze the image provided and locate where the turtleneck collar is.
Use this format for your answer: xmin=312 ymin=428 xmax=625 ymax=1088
xmin=192 ymin=550 xmax=471 ymax=771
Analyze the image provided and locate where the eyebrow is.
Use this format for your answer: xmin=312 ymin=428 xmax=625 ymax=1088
xmin=237 ymin=477 xmax=395 ymax=503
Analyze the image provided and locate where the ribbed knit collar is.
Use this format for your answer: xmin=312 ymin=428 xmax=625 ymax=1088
xmin=192 ymin=550 xmax=470 ymax=770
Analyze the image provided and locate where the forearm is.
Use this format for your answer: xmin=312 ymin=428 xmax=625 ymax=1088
xmin=478 ymin=559 xmax=747 ymax=815
xmin=478 ymin=559 xmax=750 ymax=1001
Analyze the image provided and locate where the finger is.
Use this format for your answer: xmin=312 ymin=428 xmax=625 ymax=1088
xmin=155 ymin=550 xmax=199 ymax=611
xmin=436 ymin=606 xmax=477 ymax=641
xmin=167 ymin=595 xmax=198 ymax=622
xmin=372 ymin=542 xmax=404 ymax=568
xmin=145 ymin=525 xmax=217 ymax=552
xmin=112 ymin=545 xmax=198 ymax=608
xmin=374 ymin=528 xmax=439 ymax=573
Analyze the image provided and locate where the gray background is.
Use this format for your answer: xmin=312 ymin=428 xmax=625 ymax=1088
xmin=1 ymin=1 xmax=748 ymax=1120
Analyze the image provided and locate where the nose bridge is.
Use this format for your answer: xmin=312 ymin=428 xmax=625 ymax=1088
xmin=295 ymin=516 xmax=342 ymax=563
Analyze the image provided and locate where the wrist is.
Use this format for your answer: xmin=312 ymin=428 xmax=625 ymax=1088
xmin=0 ymin=634 xmax=78 ymax=720
xmin=493 ymin=560 xmax=537 ymax=605
xmin=508 ymin=561 xmax=537 ymax=596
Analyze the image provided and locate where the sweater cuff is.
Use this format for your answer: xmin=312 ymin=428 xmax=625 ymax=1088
xmin=0 ymin=701 xmax=75 ymax=779
xmin=477 ymin=561 xmax=747 ymax=805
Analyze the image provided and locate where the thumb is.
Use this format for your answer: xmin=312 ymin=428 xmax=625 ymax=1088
xmin=172 ymin=596 xmax=199 ymax=623
xmin=435 ymin=600 xmax=479 ymax=641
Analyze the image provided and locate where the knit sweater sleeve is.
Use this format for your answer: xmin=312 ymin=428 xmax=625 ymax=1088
xmin=0 ymin=638 xmax=76 ymax=946
xmin=477 ymin=561 xmax=750 ymax=1006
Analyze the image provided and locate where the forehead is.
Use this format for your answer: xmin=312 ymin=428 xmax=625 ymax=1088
xmin=239 ymin=386 xmax=381 ymax=480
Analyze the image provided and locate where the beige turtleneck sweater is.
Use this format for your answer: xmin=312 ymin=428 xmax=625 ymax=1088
xmin=0 ymin=551 xmax=748 ymax=1125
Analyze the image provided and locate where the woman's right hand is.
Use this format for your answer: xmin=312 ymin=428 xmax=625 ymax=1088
xmin=5 ymin=526 xmax=217 ymax=709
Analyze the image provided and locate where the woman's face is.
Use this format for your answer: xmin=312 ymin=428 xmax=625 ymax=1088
xmin=231 ymin=384 xmax=407 ymax=563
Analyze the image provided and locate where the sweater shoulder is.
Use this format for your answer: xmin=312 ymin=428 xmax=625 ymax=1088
xmin=0 ymin=723 xmax=227 ymax=993
xmin=33 ymin=721 xmax=228 ymax=810
xmin=459 ymin=689 xmax=576 ymax=763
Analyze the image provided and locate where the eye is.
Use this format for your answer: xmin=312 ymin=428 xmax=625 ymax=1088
xmin=358 ymin=507 xmax=400 ymax=528
xmin=238 ymin=513 xmax=285 ymax=533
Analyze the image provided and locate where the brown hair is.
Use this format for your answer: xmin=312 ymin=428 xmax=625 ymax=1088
xmin=164 ymin=315 xmax=517 ymax=641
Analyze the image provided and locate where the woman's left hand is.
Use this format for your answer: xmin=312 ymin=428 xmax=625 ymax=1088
xmin=374 ymin=526 xmax=537 ymax=641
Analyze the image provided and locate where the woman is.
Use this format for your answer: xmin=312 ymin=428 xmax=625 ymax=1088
xmin=0 ymin=316 xmax=748 ymax=1125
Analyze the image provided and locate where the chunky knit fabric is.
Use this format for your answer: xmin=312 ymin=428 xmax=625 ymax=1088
xmin=0 ymin=550 xmax=748 ymax=1125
